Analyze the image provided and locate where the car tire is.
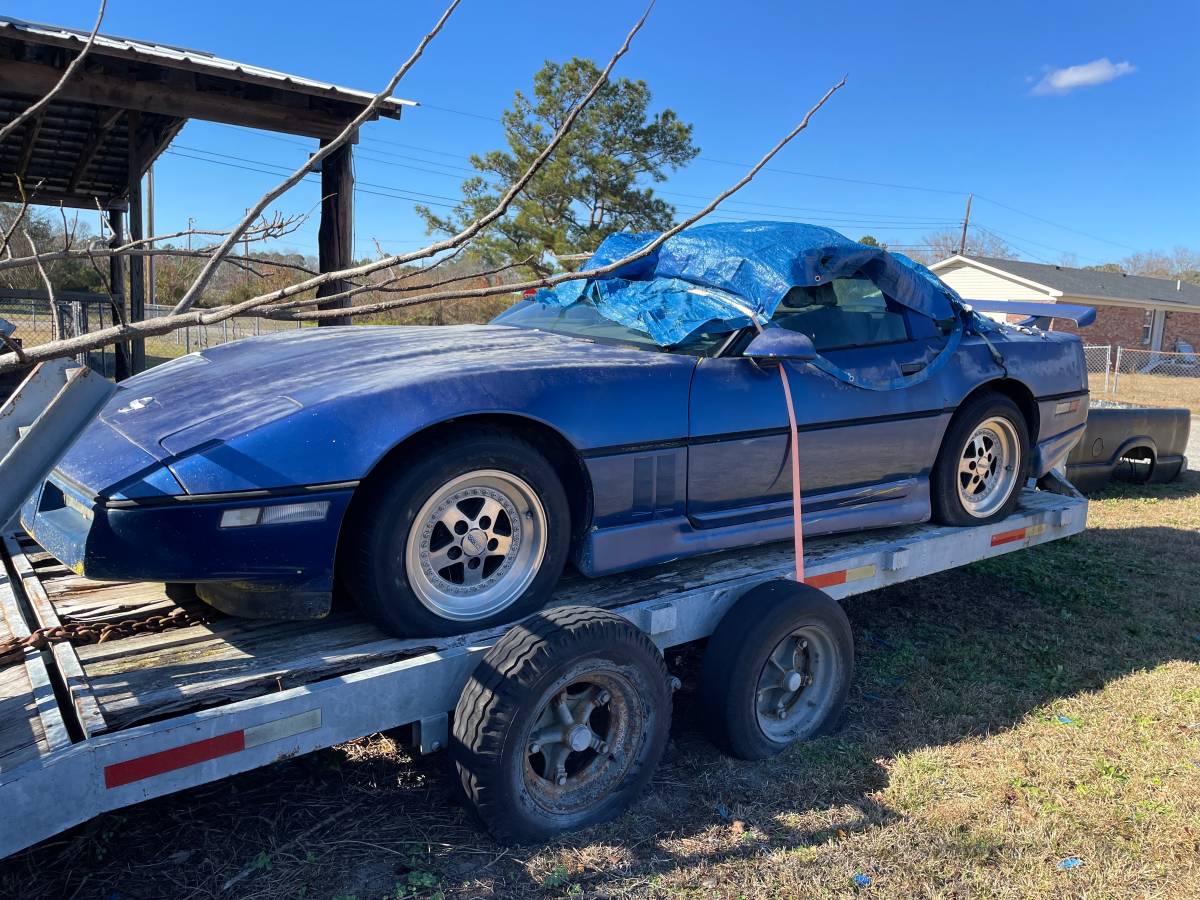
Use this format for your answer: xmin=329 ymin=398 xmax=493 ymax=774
xmin=452 ymin=605 xmax=672 ymax=843
xmin=699 ymin=581 xmax=853 ymax=760
xmin=344 ymin=429 xmax=570 ymax=637
xmin=931 ymin=391 xmax=1030 ymax=526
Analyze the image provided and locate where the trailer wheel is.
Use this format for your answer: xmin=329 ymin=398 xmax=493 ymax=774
xmin=699 ymin=580 xmax=853 ymax=760
xmin=451 ymin=605 xmax=671 ymax=843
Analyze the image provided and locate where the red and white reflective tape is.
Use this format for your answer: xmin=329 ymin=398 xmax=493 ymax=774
xmin=804 ymin=564 xmax=877 ymax=590
xmin=990 ymin=523 xmax=1047 ymax=547
xmin=104 ymin=708 xmax=321 ymax=789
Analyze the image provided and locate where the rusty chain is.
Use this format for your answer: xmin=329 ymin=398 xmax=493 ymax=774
xmin=0 ymin=605 xmax=214 ymax=669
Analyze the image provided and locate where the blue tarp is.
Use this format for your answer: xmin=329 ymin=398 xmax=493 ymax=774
xmin=534 ymin=221 xmax=964 ymax=347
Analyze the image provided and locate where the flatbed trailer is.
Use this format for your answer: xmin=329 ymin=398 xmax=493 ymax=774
xmin=0 ymin=481 xmax=1087 ymax=857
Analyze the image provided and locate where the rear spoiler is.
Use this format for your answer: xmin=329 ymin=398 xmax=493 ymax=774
xmin=963 ymin=300 xmax=1096 ymax=328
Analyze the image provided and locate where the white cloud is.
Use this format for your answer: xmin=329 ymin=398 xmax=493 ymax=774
xmin=1031 ymin=58 xmax=1136 ymax=95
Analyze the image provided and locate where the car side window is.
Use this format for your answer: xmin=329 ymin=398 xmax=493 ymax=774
xmin=770 ymin=276 xmax=909 ymax=351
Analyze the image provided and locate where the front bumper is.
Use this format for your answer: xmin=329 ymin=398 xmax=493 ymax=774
xmin=21 ymin=475 xmax=354 ymax=594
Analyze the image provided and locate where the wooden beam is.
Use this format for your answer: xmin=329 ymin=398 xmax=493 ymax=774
xmin=108 ymin=208 xmax=130 ymax=381
xmin=315 ymin=140 xmax=354 ymax=327
xmin=0 ymin=187 xmax=127 ymax=210
xmin=126 ymin=112 xmax=146 ymax=374
xmin=67 ymin=106 xmax=124 ymax=193
xmin=1 ymin=59 xmax=367 ymax=139
xmin=13 ymin=108 xmax=44 ymax=184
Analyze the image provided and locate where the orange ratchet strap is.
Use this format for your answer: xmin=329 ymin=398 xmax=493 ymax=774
xmin=747 ymin=319 xmax=805 ymax=582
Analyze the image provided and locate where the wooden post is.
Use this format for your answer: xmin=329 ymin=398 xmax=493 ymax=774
xmin=126 ymin=113 xmax=146 ymax=372
xmin=108 ymin=209 xmax=131 ymax=381
xmin=315 ymin=139 xmax=354 ymax=327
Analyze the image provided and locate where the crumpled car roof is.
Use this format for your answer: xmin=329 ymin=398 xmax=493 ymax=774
xmin=535 ymin=221 xmax=963 ymax=346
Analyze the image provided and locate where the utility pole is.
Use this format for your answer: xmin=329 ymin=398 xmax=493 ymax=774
xmin=186 ymin=216 xmax=194 ymax=251
xmin=958 ymin=193 xmax=973 ymax=256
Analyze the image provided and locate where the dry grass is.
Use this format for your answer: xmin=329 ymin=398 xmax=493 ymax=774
xmin=1091 ymin=372 xmax=1200 ymax=414
xmin=2 ymin=474 xmax=1198 ymax=899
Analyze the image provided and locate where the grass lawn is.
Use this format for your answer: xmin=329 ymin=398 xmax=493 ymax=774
xmin=1091 ymin=371 xmax=1200 ymax=415
xmin=2 ymin=474 xmax=1197 ymax=899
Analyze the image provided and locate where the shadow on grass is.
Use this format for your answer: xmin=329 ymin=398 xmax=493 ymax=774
xmin=2 ymin=483 xmax=1198 ymax=899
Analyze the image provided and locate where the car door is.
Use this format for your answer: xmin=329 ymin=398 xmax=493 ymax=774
xmin=686 ymin=273 xmax=953 ymax=529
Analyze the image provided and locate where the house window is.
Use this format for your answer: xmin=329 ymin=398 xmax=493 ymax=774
xmin=1141 ymin=310 xmax=1153 ymax=345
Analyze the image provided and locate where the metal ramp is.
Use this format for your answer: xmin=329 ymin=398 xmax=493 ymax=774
xmin=0 ymin=359 xmax=115 ymax=530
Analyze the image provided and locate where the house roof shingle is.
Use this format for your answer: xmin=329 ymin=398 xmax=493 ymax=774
xmin=964 ymin=256 xmax=1200 ymax=309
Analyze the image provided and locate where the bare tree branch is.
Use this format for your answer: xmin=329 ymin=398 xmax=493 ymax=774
xmin=268 ymin=77 xmax=849 ymax=323
xmin=0 ymin=214 xmax=307 ymax=273
xmin=0 ymin=180 xmax=34 ymax=259
xmin=21 ymin=227 xmax=62 ymax=341
xmin=174 ymin=1 xmax=648 ymax=318
xmin=0 ymin=0 xmax=107 ymax=147
xmin=0 ymin=75 xmax=846 ymax=373
xmin=169 ymin=0 xmax=462 ymax=315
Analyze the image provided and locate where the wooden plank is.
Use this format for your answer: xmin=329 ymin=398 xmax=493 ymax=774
xmin=0 ymin=665 xmax=50 ymax=771
xmin=3 ymin=536 xmax=106 ymax=738
xmin=0 ymin=549 xmax=67 ymax=771
xmin=13 ymin=108 xmax=45 ymax=184
xmin=67 ymin=106 xmax=124 ymax=193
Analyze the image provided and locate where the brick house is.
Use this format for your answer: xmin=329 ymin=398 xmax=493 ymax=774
xmin=929 ymin=255 xmax=1200 ymax=352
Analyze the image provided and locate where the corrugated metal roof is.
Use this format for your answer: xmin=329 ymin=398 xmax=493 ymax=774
xmin=0 ymin=16 xmax=417 ymax=111
xmin=966 ymin=256 xmax=1200 ymax=309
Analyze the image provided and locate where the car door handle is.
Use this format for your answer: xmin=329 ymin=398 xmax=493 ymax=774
xmin=900 ymin=362 xmax=926 ymax=375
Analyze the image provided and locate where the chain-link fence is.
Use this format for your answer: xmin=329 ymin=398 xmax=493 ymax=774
xmin=1083 ymin=344 xmax=1112 ymax=394
xmin=1110 ymin=346 xmax=1200 ymax=413
xmin=143 ymin=304 xmax=304 ymax=363
xmin=1 ymin=295 xmax=308 ymax=376
xmin=0 ymin=294 xmax=123 ymax=377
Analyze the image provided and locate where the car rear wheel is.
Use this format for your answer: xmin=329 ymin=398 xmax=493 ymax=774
xmin=931 ymin=392 xmax=1030 ymax=526
xmin=344 ymin=430 xmax=570 ymax=637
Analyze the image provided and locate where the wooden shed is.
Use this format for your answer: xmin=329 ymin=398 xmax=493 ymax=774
xmin=0 ymin=16 xmax=416 ymax=375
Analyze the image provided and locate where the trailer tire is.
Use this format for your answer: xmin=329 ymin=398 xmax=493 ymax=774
xmin=699 ymin=580 xmax=853 ymax=760
xmin=451 ymin=605 xmax=671 ymax=843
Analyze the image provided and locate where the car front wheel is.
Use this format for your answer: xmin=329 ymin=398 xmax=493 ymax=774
xmin=344 ymin=430 xmax=570 ymax=637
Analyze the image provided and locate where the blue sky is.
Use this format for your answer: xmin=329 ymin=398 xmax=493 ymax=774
xmin=7 ymin=0 xmax=1199 ymax=265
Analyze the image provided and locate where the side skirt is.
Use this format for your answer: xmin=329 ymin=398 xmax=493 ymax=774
xmin=576 ymin=479 xmax=931 ymax=577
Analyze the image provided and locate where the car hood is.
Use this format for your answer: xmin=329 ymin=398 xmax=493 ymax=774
xmin=97 ymin=324 xmax=679 ymax=462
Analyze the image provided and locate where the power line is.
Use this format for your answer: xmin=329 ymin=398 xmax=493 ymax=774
xmin=416 ymin=102 xmax=503 ymax=122
xmin=205 ymin=116 xmax=1139 ymax=256
xmin=165 ymin=149 xmax=463 ymax=209
xmin=971 ymin=223 xmax=1052 ymax=263
xmin=972 ymin=222 xmax=1105 ymax=265
xmin=191 ymin=132 xmax=964 ymax=226
xmin=973 ymin=194 xmax=1138 ymax=253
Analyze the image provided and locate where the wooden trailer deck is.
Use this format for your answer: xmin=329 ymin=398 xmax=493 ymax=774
xmin=0 ymin=485 xmax=1087 ymax=858
xmin=0 ymin=485 xmax=1083 ymax=771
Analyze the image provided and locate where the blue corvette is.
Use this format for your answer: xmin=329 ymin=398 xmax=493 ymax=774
xmin=22 ymin=223 xmax=1089 ymax=636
